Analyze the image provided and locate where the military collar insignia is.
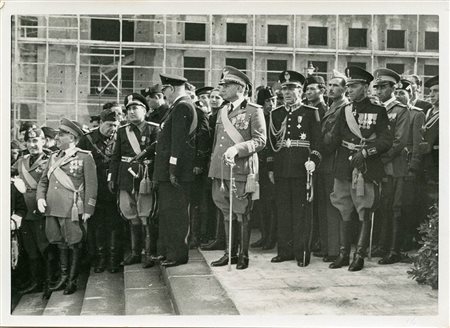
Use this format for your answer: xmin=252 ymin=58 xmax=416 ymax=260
xmin=284 ymin=72 xmax=290 ymax=82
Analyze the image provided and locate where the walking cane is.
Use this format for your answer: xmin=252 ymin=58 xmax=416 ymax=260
xmin=368 ymin=211 xmax=375 ymax=260
xmin=228 ymin=163 xmax=235 ymax=271
xmin=304 ymin=155 xmax=314 ymax=267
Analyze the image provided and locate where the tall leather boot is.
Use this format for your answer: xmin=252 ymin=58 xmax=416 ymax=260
xmin=142 ymin=225 xmax=155 ymax=268
xmin=237 ymin=217 xmax=250 ymax=270
xmin=123 ymin=224 xmax=142 ymax=265
xmin=64 ymin=247 xmax=80 ymax=295
xmin=94 ymin=228 xmax=106 ymax=273
xmin=348 ymin=219 xmax=371 ymax=272
xmin=211 ymin=220 xmax=238 ymax=266
xmin=50 ymin=248 xmax=69 ymax=291
xmin=189 ymin=206 xmax=201 ymax=249
xmin=329 ymin=220 xmax=352 ymax=269
xmin=42 ymin=256 xmax=53 ymax=300
xmin=108 ymin=230 xmax=120 ymax=273
xmin=18 ymin=259 xmax=42 ymax=294
xmin=378 ymin=216 xmax=402 ymax=264
xmin=201 ymin=210 xmax=225 ymax=250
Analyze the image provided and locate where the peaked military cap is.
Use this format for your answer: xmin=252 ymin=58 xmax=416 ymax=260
xmin=373 ymin=68 xmax=401 ymax=86
xmin=160 ymin=73 xmax=188 ymax=87
xmin=124 ymin=93 xmax=150 ymax=112
xmin=424 ymin=75 xmax=439 ymax=88
xmin=100 ymin=107 xmax=122 ymax=122
xmin=41 ymin=126 xmax=58 ymax=139
xmin=305 ymin=75 xmax=325 ymax=86
xmin=195 ymin=86 xmax=214 ymax=97
xmin=59 ymin=118 xmax=85 ymax=139
xmin=219 ymin=66 xmax=251 ymax=88
xmin=397 ymin=79 xmax=413 ymax=93
xmin=141 ymin=84 xmax=163 ymax=97
xmin=256 ymin=86 xmax=276 ymax=106
xmin=278 ymin=70 xmax=306 ymax=87
xmin=345 ymin=66 xmax=374 ymax=85
xmin=24 ymin=126 xmax=45 ymax=141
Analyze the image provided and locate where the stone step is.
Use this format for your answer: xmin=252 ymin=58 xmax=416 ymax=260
xmin=80 ymin=268 xmax=125 ymax=315
xmin=12 ymin=292 xmax=48 ymax=315
xmin=42 ymin=272 xmax=88 ymax=315
xmin=123 ymin=263 xmax=174 ymax=315
xmin=161 ymin=249 xmax=239 ymax=315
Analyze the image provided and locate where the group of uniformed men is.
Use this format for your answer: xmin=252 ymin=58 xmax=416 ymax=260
xmin=10 ymin=63 xmax=439 ymax=300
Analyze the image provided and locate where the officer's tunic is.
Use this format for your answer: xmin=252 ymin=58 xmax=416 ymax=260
xmin=109 ymin=121 xmax=159 ymax=220
xmin=268 ymin=102 xmax=321 ymax=259
xmin=153 ymin=95 xmax=197 ymax=263
xmin=14 ymin=152 xmax=51 ymax=258
xmin=78 ymin=129 xmax=122 ymax=230
xmin=329 ymin=96 xmax=392 ymax=222
xmin=208 ymin=99 xmax=266 ymax=220
xmin=37 ymin=148 xmax=98 ymax=246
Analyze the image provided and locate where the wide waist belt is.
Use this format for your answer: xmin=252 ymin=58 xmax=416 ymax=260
xmin=276 ymin=139 xmax=310 ymax=148
xmin=341 ymin=140 xmax=363 ymax=151
xmin=121 ymin=156 xmax=133 ymax=163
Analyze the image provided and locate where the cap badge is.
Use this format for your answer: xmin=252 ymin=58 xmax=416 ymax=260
xmin=28 ymin=130 xmax=36 ymax=138
xmin=222 ymin=69 xmax=229 ymax=78
xmin=145 ymin=88 xmax=149 ymax=92
xmin=346 ymin=68 xmax=351 ymax=78
xmin=127 ymin=95 xmax=133 ymax=103
xmin=284 ymin=72 xmax=290 ymax=82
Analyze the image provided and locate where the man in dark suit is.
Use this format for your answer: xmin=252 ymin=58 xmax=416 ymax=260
xmin=142 ymin=84 xmax=169 ymax=124
xmin=152 ymin=73 xmax=197 ymax=267
xmin=326 ymin=67 xmax=392 ymax=272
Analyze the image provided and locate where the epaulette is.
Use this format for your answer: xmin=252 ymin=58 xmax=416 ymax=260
xmin=90 ymin=127 xmax=99 ymax=132
xmin=301 ymin=104 xmax=318 ymax=110
xmin=411 ymin=105 xmax=423 ymax=112
xmin=76 ymin=149 xmax=91 ymax=154
xmin=395 ymin=101 xmax=407 ymax=108
xmin=247 ymin=101 xmax=262 ymax=109
xmin=146 ymin=121 xmax=160 ymax=128
xmin=118 ymin=123 xmax=130 ymax=129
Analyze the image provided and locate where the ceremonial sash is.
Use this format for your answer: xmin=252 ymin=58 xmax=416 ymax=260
xmin=20 ymin=160 xmax=38 ymax=190
xmin=125 ymin=125 xmax=142 ymax=155
xmin=47 ymin=147 xmax=79 ymax=179
xmin=48 ymin=154 xmax=84 ymax=221
xmin=424 ymin=110 xmax=439 ymax=130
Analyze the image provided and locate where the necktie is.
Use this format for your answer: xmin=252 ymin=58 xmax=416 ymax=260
xmin=228 ymin=103 xmax=234 ymax=115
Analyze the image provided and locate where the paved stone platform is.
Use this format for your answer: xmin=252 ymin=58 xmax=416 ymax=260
xmin=200 ymin=232 xmax=438 ymax=316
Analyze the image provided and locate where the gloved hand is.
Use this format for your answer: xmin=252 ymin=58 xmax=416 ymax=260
xmin=223 ymin=146 xmax=238 ymax=165
xmin=350 ymin=150 xmax=366 ymax=171
xmin=169 ymin=164 xmax=180 ymax=188
xmin=304 ymin=160 xmax=316 ymax=174
xmin=82 ymin=213 xmax=91 ymax=222
xmin=268 ymin=171 xmax=275 ymax=184
xmin=37 ymin=199 xmax=47 ymax=213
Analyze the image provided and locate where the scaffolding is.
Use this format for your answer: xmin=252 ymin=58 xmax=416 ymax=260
xmin=11 ymin=14 xmax=439 ymax=133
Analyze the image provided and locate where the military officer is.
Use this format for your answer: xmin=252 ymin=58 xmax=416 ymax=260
xmin=372 ymin=68 xmax=410 ymax=264
xmin=142 ymin=84 xmax=169 ymax=124
xmin=319 ymin=70 xmax=350 ymax=263
xmin=36 ymin=118 xmax=98 ymax=295
xmin=41 ymin=126 xmax=59 ymax=152
xmin=422 ymin=75 xmax=439 ymax=205
xmin=394 ymin=79 xmax=426 ymax=251
xmin=153 ymin=73 xmax=197 ymax=267
xmin=327 ymin=66 xmax=392 ymax=271
xmin=267 ymin=70 xmax=321 ymax=267
xmin=209 ymin=66 xmax=266 ymax=270
xmin=78 ymin=106 xmax=122 ymax=273
xmin=251 ymin=86 xmax=278 ymax=250
xmin=109 ymin=93 xmax=160 ymax=268
xmin=12 ymin=127 xmax=55 ymax=299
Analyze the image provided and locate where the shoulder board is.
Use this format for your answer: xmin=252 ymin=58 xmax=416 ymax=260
xmin=396 ymin=102 xmax=407 ymax=108
xmin=90 ymin=127 xmax=99 ymax=132
xmin=368 ymin=97 xmax=382 ymax=106
xmin=411 ymin=106 xmax=423 ymax=112
xmin=146 ymin=121 xmax=160 ymax=127
xmin=302 ymin=104 xmax=318 ymax=110
xmin=118 ymin=123 xmax=130 ymax=129
xmin=76 ymin=149 xmax=91 ymax=154
xmin=247 ymin=102 xmax=262 ymax=109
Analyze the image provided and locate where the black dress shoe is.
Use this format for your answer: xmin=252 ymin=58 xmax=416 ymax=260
xmin=378 ymin=252 xmax=401 ymax=265
xmin=236 ymin=255 xmax=249 ymax=270
xmin=323 ymin=255 xmax=338 ymax=262
xmin=160 ymin=259 xmax=188 ymax=267
xmin=271 ymin=255 xmax=294 ymax=263
xmin=348 ymin=255 xmax=364 ymax=271
xmin=297 ymin=254 xmax=311 ymax=267
xmin=211 ymin=254 xmax=238 ymax=266
xmin=250 ymin=238 xmax=264 ymax=248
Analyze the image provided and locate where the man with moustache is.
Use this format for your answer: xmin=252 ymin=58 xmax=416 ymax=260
xmin=153 ymin=74 xmax=197 ymax=267
xmin=372 ymin=68 xmax=410 ymax=264
xmin=327 ymin=67 xmax=392 ymax=272
xmin=268 ymin=70 xmax=322 ymax=267
xmin=109 ymin=93 xmax=160 ymax=268
xmin=78 ymin=106 xmax=123 ymax=273
xmin=320 ymin=70 xmax=350 ymax=264
xmin=13 ymin=127 xmax=54 ymax=299
xmin=209 ymin=66 xmax=266 ymax=270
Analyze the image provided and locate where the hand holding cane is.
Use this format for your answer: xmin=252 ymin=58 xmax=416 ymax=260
xmin=304 ymin=154 xmax=314 ymax=267
xmin=227 ymin=161 xmax=235 ymax=272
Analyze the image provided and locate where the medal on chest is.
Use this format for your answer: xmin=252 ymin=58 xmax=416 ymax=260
xmin=297 ymin=116 xmax=303 ymax=129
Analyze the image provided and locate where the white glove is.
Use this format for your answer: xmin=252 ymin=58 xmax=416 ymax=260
xmin=11 ymin=214 xmax=22 ymax=230
xmin=37 ymin=199 xmax=47 ymax=213
xmin=304 ymin=160 xmax=316 ymax=173
xmin=223 ymin=146 xmax=238 ymax=164
xmin=82 ymin=213 xmax=91 ymax=222
xmin=268 ymin=171 xmax=275 ymax=184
